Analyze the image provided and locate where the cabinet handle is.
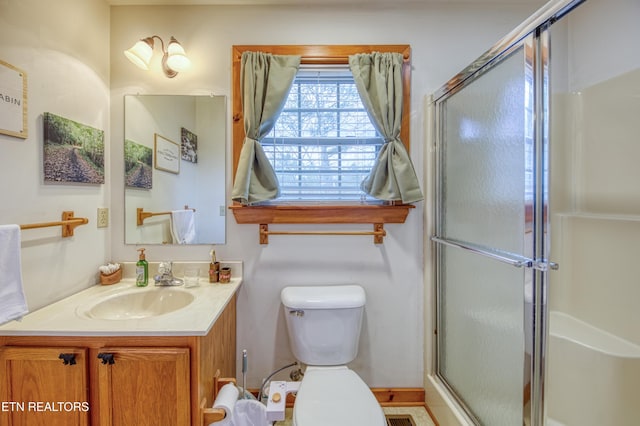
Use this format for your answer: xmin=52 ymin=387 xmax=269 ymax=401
xmin=97 ymin=353 xmax=115 ymax=365
xmin=58 ymin=353 xmax=77 ymax=365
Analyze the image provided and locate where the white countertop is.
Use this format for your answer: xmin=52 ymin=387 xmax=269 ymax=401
xmin=0 ymin=277 xmax=241 ymax=337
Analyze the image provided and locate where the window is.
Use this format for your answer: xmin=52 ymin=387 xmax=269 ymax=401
xmin=262 ymin=68 xmax=383 ymax=201
xmin=231 ymin=45 xmax=414 ymax=225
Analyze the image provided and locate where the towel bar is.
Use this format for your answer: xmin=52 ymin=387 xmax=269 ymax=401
xmin=19 ymin=211 xmax=88 ymax=237
xmin=137 ymin=205 xmax=196 ymax=226
xmin=259 ymin=223 xmax=386 ymax=244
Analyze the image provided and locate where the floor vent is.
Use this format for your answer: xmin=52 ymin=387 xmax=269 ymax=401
xmin=386 ymin=414 xmax=417 ymax=426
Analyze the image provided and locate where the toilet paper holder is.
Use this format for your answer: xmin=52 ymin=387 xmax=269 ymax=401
xmin=200 ymin=370 xmax=237 ymax=425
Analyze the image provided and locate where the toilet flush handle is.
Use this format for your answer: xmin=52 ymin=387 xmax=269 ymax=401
xmin=289 ymin=309 xmax=304 ymax=317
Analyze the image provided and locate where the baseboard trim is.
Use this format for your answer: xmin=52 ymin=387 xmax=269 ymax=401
xmin=372 ymin=388 xmax=426 ymax=406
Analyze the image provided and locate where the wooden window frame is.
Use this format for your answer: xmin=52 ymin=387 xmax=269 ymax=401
xmin=230 ymin=45 xmax=414 ymax=225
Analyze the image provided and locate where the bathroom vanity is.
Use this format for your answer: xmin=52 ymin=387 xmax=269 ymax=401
xmin=0 ymin=269 xmax=241 ymax=426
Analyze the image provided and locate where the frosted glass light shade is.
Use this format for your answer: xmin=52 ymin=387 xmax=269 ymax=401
xmin=124 ymin=39 xmax=154 ymax=70
xmin=166 ymin=37 xmax=191 ymax=72
xmin=124 ymin=35 xmax=190 ymax=78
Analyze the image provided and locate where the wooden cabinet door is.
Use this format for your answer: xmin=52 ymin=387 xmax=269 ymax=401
xmin=0 ymin=346 xmax=89 ymax=426
xmin=95 ymin=347 xmax=190 ymax=426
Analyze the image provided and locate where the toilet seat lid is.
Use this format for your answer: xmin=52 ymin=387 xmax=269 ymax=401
xmin=293 ymin=366 xmax=386 ymax=426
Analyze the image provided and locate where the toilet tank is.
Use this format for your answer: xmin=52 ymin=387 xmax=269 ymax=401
xmin=281 ymin=285 xmax=366 ymax=366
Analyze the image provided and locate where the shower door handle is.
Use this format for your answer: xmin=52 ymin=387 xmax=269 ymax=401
xmin=431 ymin=236 xmax=533 ymax=268
xmin=431 ymin=236 xmax=559 ymax=271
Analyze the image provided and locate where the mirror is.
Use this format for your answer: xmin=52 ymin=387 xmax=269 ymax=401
xmin=124 ymin=95 xmax=226 ymax=245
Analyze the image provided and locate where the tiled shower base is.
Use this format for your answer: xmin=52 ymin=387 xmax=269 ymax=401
xmin=274 ymin=406 xmax=436 ymax=426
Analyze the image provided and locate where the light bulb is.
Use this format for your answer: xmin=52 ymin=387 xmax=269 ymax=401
xmin=166 ymin=37 xmax=191 ymax=72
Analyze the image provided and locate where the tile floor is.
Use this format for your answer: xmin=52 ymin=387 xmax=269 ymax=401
xmin=274 ymin=406 xmax=436 ymax=426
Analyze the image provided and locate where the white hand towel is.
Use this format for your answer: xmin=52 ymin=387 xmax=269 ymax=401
xmin=0 ymin=225 xmax=28 ymax=325
xmin=170 ymin=209 xmax=196 ymax=244
xmin=233 ymin=399 xmax=270 ymax=426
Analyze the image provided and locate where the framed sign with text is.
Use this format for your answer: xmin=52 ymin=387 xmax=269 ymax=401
xmin=0 ymin=60 xmax=27 ymax=139
xmin=154 ymin=133 xmax=180 ymax=174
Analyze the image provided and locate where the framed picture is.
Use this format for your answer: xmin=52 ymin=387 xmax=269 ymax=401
xmin=43 ymin=112 xmax=105 ymax=184
xmin=0 ymin=60 xmax=28 ymax=139
xmin=124 ymin=139 xmax=153 ymax=189
xmin=154 ymin=133 xmax=180 ymax=174
xmin=181 ymin=127 xmax=198 ymax=163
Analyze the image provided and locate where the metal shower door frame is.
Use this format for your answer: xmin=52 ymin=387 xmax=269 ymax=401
xmin=432 ymin=34 xmax=539 ymax=426
xmin=430 ymin=1 xmax=584 ymax=424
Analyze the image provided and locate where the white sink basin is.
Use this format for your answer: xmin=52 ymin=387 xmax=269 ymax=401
xmin=79 ymin=288 xmax=195 ymax=320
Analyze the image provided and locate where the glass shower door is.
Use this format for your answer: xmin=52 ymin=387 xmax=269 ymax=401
xmin=433 ymin=38 xmax=536 ymax=425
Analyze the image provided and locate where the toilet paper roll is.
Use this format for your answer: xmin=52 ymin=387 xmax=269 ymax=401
xmin=212 ymin=383 xmax=239 ymax=425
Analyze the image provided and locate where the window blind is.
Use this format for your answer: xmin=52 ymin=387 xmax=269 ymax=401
xmin=262 ymin=68 xmax=383 ymax=201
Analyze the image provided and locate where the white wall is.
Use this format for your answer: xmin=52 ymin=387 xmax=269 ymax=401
xmin=566 ymin=0 xmax=640 ymax=92
xmin=0 ymin=0 xmax=110 ymax=310
xmin=110 ymin=3 xmax=542 ymax=388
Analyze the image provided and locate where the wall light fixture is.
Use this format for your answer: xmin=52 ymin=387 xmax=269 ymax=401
xmin=124 ymin=36 xmax=191 ymax=78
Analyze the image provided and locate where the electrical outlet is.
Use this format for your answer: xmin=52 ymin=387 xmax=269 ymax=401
xmin=97 ymin=208 xmax=109 ymax=228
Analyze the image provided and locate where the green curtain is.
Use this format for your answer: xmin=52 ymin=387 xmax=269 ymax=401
xmin=349 ymin=52 xmax=423 ymax=204
xmin=231 ymin=51 xmax=301 ymax=205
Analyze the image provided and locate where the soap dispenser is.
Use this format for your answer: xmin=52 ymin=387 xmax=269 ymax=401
xmin=136 ymin=248 xmax=148 ymax=287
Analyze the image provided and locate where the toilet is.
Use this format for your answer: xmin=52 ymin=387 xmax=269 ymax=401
xmin=281 ymin=285 xmax=386 ymax=426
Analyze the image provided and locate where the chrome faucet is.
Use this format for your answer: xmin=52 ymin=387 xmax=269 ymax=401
xmin=154 ymin=261 xmax=184 ymax=286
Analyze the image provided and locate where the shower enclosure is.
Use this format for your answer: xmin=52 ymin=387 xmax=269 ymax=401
xmin=429 ymin=0 xmax=640 ymax=424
